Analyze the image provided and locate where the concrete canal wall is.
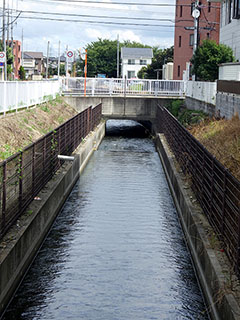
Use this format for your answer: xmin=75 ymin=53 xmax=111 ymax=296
xmin=0 ymin=122 xmax=105 ymax=317
xmin=155 ymin=134 xmax=240 ymax=320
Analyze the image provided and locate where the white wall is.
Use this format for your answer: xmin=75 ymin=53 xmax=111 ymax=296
xmin=220 ymin=1 xmax=240 ymax=61
xmin=219 ymin=63 xmax=240 ymax=80
xmin=121 ymin=58 xmax=152 ymax=78
xmin=185 ymin=81 xmax=217 ymax=105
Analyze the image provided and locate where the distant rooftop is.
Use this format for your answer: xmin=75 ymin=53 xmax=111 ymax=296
xmin=121 ymin=47 xmax=153 ymax=59
xmin=24 ymin=51 xmax=43 ymax=59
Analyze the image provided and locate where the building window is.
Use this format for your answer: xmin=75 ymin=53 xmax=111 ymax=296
xmin=177 ymin=65 xmax=181 ymax=77
xmin=180 ymin=5 xmax=183 ymax=17
xmin=233 ymin=0 xmax=240 ymax=18
xmin=208 ymin=2 xmax=211 ymax=12
xmin=189 ymin=34 xmax=194 ymax=46
xmin=179 ymin=36 xmax=182 ymax=47
xmin=128 ymin=71 xmax=135 ymax=78
xmin=207 ymin=32 xmax=210 ymax=39
xmin=128 ymin=59 xmax=135 ymax=65
xmin=226 ymin=0 xmax=233 ymax=23
xmin=140 ymin=59 xmax=147 ymax=65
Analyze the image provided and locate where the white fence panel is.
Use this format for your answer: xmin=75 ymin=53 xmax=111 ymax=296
xmin=0 ymin=79 xmax=62 ymax=115
xmin=185 ymin=81 xmax=216 ymax=105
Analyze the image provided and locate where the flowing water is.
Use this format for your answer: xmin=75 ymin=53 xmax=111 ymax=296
xmin=3 ymin=120 xmax=209 ymax=320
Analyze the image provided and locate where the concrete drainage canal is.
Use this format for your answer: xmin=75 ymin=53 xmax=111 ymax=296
xmin=2 ymin=120 xmax=209 ymax=320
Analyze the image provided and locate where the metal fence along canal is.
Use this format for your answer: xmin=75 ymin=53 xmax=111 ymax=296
xmin=0 ymin=103 xmax=102 ymax=239
xmin=157 ymin=105 xmax=240 ymax=276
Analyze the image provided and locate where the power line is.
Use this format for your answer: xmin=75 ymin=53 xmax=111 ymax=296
xmin=22 ymin=0 xmax=174 ymax=15
xmin=24 ymin=0 xmax=181 ymax=7
xmin=10 ymin=8 xmax=175 ymax=22
xmin=15 ymin=15 xmax=177 ymax=27
xmin=7 ymin=11 xmax=218 ymax=28
xmin=31 ymin=0 xmax=221 ymax=8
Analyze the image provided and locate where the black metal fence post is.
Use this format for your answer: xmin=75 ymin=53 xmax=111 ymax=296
xmin=19 ymin=152 xmax=23 ymax=211
xmin=1 ymin=162 xmax=7 ymax=233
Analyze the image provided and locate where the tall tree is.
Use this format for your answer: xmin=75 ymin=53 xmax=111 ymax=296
xmin=191 ymin=40 xmax=235 ymax=81
xmin=0 ymin=41 xmax=14 ymax=75
xmin=137 ymin=46 xmax=174 ymax=79
xmin=76 ymin=38 xmax=150 ymax=78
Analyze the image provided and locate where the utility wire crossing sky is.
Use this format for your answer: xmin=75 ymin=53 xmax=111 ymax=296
xmin=0 ymin=0 xmax=218 ymax=56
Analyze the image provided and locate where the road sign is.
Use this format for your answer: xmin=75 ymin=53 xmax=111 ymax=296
xmin=67 ymin=51 xmax=73 ymax=58
xmin=0 ymin=52 xmax=6 ymax=63
xmin=67 ymin=50 xmax=74 ymax=63
xmin=0 ymin=62 xmax=4 ymax=68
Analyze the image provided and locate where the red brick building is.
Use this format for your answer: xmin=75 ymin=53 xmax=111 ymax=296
xmin=173 ymin=0 xmax=220 ymax=80
xmin=9 ymin=40 xmax=21 ymax=79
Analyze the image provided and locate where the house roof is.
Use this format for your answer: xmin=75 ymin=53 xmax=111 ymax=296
xmin=24 ymin=51 xmax=43 ymax=59
xmin=23 ymin=52 xmax=33 ymax=59
xmin=121 ymin=47 xmax=153 ymax=59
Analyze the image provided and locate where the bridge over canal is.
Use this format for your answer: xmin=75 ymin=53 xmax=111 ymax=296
xmin=63 ymin=78 xmax=184 ymax=124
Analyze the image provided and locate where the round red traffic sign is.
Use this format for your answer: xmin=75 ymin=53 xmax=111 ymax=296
xmin=67 ymin=51 xmax=73 ymax=58
xmin=0 ymin=52 xmax=5 ymax=59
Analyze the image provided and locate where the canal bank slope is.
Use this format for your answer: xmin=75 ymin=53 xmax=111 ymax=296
xmin=155 ymin=134 xmax=240 ymax=320
xmin=0 ymin=121 xmax=105 ymax=317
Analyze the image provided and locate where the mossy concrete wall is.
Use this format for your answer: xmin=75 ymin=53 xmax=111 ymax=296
xmin=0 ymin=122 xmax=105 ymax=317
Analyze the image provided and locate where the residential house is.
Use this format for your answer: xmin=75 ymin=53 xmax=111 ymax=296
xmin=23 ymin=52 xmax=44 ymax=78
xmin=121 ymin=47 xmax=153 ymax=79
xmin=220 ymin=0 xmax=240 ymax=61
xmin=173 ymin=0 xmax=220 ymax=80
xmin=48 ymin=55 xmax=66 ymax=74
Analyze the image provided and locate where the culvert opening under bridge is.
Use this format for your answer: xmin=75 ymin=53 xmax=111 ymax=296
xmin=3 ymin=120 xmax=209 ymax=320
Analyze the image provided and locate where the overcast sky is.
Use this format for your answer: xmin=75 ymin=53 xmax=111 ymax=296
xmin=1 ymin=0 xmax=176 ymax=56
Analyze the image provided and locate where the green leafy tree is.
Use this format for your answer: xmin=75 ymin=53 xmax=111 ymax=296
xmin=76 ymin=38 xmax=150 ymax=78
xmin=137 ymin=46 xmax=174 ymax=79
xmin=0 ymin=41 xmax=14 ymax=75
xmin=191 ymin=40 xmax=235 ymax=81
xmin=19 ymin=66 xmax=26 ymax=80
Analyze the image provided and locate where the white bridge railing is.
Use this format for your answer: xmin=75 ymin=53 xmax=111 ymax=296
xmin=62 ymin=77 xmax=185 ymax=97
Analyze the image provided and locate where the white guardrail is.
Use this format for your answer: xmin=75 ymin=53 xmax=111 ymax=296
xmin=0 ymin=77 xmax=217 ymax=115
xmin=0 ymin=79 xmax=62 ymax=115
xmin=62 ymin=77 xmax=185 ymax=97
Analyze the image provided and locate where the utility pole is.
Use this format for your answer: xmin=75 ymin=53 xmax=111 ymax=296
xmin=46 ymin=40 xmax=50 ymax=79
xmin=7 ymin=4 xmax=10 ymax=48
xmin=117 ymin=34 xmax=119 ymax=78
xmin=192 ymin=0 xmax=200 ymax=80
xmin=21 ymin=28 xmax=23 ymax=65
xmin=84 ymin=49 xmax=87 ymax=97
xmin=11 ymin=4 xmax=14 ymax=78
xmin=193 ymin=0 xmax=200 ymax=55
xmin=2 ymin=0 xmax=7 ymax=80
xmin=57 ymin=40 xmax=61 ymax=77
xmin=66 ymin=45 xmax=68 ymax=76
